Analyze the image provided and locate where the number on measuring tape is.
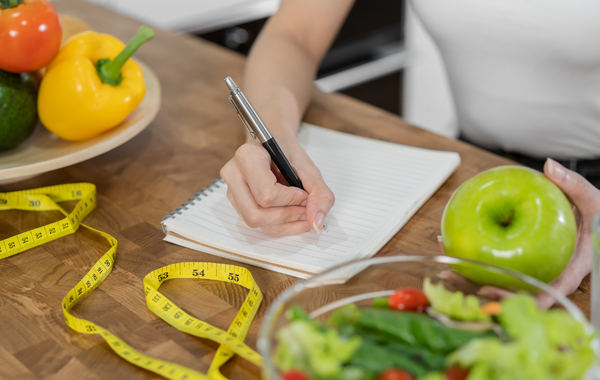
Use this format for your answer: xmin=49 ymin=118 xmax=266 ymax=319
xmin=192 ymin=269 xmax=205 ymax=277
xmin=228 ymin=273 xmax=239 ymax=282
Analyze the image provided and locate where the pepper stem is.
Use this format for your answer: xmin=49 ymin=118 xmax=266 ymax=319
xmin=96 ymin=26 xmax=155 ymax=86
xmin=0 ymin=0 xmax=24 ymax=9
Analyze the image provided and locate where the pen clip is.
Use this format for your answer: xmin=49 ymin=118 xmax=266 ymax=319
xmin=229 ymin=96 xmax=256 ymax=140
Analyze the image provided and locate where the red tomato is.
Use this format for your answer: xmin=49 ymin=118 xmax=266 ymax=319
xmin=377 ymin=368 xmax=414 ymax=380
xmin=388 ymin=288 xmax=429 ymax=312
xmin=445 ymin=367 xmax=470 ymax=380
xmin=281 ymin=370 xmax=311 ymax=380
xmin=0 ymin=0 xmax=62 ymax=73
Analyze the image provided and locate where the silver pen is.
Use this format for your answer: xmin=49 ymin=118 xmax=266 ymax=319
xmin=225 ymin=76 xmax=304 ymax=190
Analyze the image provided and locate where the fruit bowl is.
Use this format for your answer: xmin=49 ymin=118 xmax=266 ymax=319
xmin=257 ymin=255 xmax=599 ymax=379
xmin=0 ymin=60 xmax=160 ymax=185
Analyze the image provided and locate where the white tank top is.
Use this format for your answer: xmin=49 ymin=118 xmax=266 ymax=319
xmin=410 ymin=0 xmax=600 ymax=159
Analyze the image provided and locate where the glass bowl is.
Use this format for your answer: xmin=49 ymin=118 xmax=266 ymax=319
xmin=257 ymin=255 xmax=599 ymax=380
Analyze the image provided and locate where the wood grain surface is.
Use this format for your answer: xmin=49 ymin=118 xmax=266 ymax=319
xmin=0 ymin=1 xmax=591 ymax=379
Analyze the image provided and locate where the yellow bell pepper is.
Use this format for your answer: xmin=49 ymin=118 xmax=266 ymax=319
xmin=38 ymin=26 xmax=154 ymax=141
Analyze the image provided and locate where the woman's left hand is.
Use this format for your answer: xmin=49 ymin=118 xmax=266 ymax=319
xmin=535 ymin=158 xmax=599 ymax=307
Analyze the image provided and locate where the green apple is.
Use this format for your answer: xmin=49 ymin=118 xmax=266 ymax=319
xmin=441 ymin=166 xmax=577 ymax=290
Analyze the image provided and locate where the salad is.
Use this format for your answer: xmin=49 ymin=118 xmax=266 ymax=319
xmin=273 ymin=278 xmax=596 ymax=380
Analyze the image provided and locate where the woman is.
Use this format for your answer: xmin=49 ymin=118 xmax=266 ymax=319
xmin=220 ymin=0 xmax=597 ymax=300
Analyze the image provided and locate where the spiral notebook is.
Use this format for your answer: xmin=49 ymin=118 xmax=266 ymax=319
xmin=161 ymin=123 xmax=461 ymax=279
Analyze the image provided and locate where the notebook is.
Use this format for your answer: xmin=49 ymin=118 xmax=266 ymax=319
xmin=161 ymin=123 xmax=461 ymax=279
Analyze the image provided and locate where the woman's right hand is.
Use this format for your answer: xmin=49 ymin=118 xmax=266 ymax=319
xmin=220 ymin=139 xmax=335 ymax=237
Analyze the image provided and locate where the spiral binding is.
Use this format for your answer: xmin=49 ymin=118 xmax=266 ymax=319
xmin=161 ymin=178 xmax=225 ymax=234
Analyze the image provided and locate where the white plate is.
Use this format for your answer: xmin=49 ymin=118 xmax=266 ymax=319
xmin=0 ymin=60 xmax=161 ymax=185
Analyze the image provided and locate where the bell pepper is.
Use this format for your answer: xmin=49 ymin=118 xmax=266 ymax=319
xmin=38 ymin=26 xmax=154 ymax=141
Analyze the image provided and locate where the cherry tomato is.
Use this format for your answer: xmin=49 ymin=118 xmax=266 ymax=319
xmin=377 ymin=369 xmax=414 ymax=380
xmin=281 ymin=370 xmax=311 ymax=380
xmin=0 ymin=0 xmax=62 ymax=73
xmin=388 ymin=288 xmax=429 ymax=312
xmin=445 ymin=366 xmax=470 ymax=380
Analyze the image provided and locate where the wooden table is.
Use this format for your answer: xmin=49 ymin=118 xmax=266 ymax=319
xmin=0 ymin=1 xmax=591 ymax=379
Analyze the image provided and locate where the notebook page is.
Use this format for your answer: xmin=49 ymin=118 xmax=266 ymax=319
xmin=164 ymin=123 xmax=460 ymax=274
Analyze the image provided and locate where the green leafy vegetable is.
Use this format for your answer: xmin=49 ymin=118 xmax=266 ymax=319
xmin=348 ymin=325 xmax=447 ymax=371
xmin=424 ymin=278 xmax=491 ymax=322
xmin=418 ymin=372 xmax=447 ymax=380
xmin=447 ymin=294 xmax=597 ymax=380
xmin=327 ymin=303 xmax=361 ymax=327
xmin=385 ymin=342 xmax=446 ymax=371
xmin=372 ymin=297 xmax=390 ymax=309
xmin=287 ymin=304 xmax=313 ymax=322
xmin=499 ymin=294 xmax=591 ymax=349
xmin=356 ymin=308 xmax=492 ymax=353
xmin=339 ymin=366 xmax=377 ymax=380
xmin=348 ymin=340 xmax=428 ymax=377
xmin=274 ymin=318 xmax=362 ymax=379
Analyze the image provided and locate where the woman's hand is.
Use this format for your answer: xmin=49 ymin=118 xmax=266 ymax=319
xmin=220 ymin=139 xmax=335 ymax=237
xmin=534 ymin=158 xmax=598 ymax=307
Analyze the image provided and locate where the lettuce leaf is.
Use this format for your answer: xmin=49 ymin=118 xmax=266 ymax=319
xmin=446 ymin=294 xmax=597 ymax=380
xmin=418 ymin=372 xmax=447 ymax=380
xmin=424 ymin=278 xmax=491 ymax=322
xmin=499 ymin=294 xmax=591 ymax=349
xmin=327 ymin=303 xmax=361 ymax=327
xmin=274 ymin=319 xmax=362 ymax=379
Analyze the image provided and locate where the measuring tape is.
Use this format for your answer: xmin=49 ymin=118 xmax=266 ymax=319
xmin=0 ymin=183 xmax=263 ymax=380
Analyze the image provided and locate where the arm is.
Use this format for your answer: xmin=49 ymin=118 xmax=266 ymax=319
xmin=243 ymin=0 xmax=354 ymax=145
xmin=221 ymin=0 xmax=354 ymax=236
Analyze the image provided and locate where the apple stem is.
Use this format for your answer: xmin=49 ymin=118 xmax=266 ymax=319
xmin=500 ymin=211 xmax=514 ymax=227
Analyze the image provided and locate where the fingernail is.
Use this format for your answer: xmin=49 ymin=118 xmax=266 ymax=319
xmin=437 ymin=235 xmax=442 ymax=244
xmin=313 ymin=212 xmax=325 ymax=235
xmin=547 ymin=158 xmax=566 ymax=181
xmin=301 ymin=199 xmax=307 ymax=207
xmin=300 ymin=213 xmax=307 ymax=221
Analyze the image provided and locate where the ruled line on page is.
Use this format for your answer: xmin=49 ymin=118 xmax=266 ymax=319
xmin=202 ymin=194 xmax=376 ymax=239
xmin=180 ymin=215 xmax=351 ymax=264
xmin=186 ymin=207 xmax=358 ymax=254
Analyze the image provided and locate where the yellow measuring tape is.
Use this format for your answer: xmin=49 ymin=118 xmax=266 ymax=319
xmin=0 ymin=183 xmax=263 ymax=380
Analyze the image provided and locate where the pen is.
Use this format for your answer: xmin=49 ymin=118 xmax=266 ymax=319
xmin=225 ymin=76 xmax=304 ymax=190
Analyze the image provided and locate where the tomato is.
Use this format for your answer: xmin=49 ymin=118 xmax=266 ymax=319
xmin=445 ymin=366 xmax=470 ymax=380
xmin=388 ymin=288 xmax=429 ymax=312
xmin=281 ymin=370 xmax=311 ymax=380
xmin=377 ymin=368 xmax=414 ymax=380
xmin=0 ymin=0 xmax=62 ymax=73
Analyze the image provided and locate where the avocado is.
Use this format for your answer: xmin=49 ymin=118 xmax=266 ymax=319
xmin=0 ymin=69 xmax=38 ymax=152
